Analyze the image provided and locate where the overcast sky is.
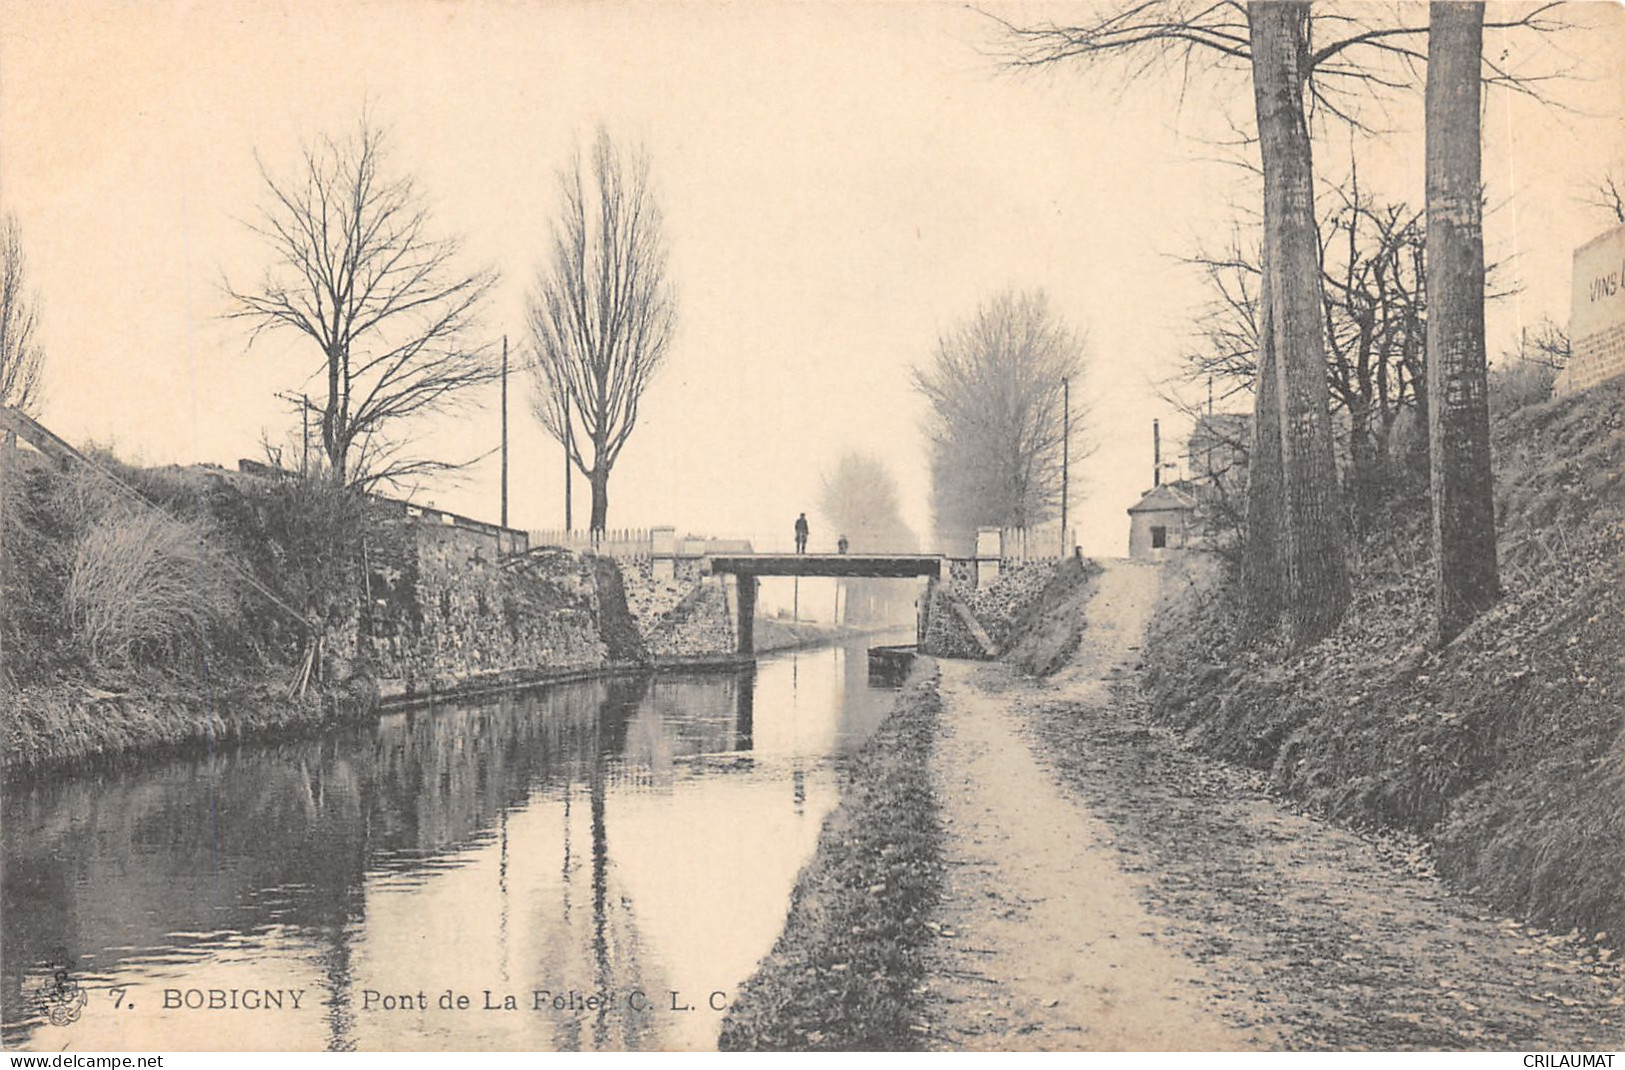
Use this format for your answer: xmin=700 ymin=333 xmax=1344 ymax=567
xmin=3 ymin=1 xmax=1620 ymax=556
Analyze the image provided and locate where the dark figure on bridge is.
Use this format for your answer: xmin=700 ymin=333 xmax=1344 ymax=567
xmin=837 ymin=534 xmax=849 ymax=554
xmin=794 ymin=513 xmax=810 ymax=554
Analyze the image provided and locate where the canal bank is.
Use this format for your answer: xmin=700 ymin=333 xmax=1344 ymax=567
xmin=371 ymin=618 xmax=891 ymax=714
xmin=2 ymin=673 xmax=379 ymax=778
xmin=1 ymin=443 xmax=898 ymax=776
xmin=3 ymin=620 xmax=892 ymax=778
xmin=719 ymin=662 xmax=944 ymax=1051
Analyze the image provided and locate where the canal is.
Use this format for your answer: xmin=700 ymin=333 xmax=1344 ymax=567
xmin=2 ymin=630 xmax=913 ymax=1051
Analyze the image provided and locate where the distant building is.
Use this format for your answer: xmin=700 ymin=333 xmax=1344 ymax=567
xmin=1186 ymin=412 xmax=1251 ymax=484
xmin=1125 ymin=412 xmax=1253 ymax=560
xmin=1127 ymin=482 xmax=1198 ymax=560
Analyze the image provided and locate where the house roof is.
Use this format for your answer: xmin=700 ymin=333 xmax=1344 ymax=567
xmin=1127 ymin=482 xmax=1199 ymax=515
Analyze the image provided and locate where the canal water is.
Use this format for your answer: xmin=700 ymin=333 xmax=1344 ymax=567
xmin=1 ymin=632 xmax=913 ymax=1051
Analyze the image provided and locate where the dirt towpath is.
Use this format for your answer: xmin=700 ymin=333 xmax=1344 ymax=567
xmin=922 ymin=559 xmax=1622 ymax=1051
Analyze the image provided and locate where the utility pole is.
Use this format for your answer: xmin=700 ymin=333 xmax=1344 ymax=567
xmin=1060 ymin=375 xmax=1070 ymax=558
xmin=500 ymin=336 xmax=509 ymax=529
xmin=564 ymin=422 xmax=573 ymax=531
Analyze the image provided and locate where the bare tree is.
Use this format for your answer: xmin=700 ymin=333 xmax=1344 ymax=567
xmin=225 ymin=119 xmax=499 ymax=489
xmin=819 ymin=453 xmax=918 ymax=552
xmin=914 ymin=290 xmax=1086 ymax=554
xmin=1 ymin=215 xmax=45 ymax=417
xmin=819 ymin=453 xmax=919 ymax=624
xmin=1319 ymin=185 xmax=1428 ymax=527
xmin=1514 ymin=315 xmax=1571 ymax=371
xmin=998 ymin=1 xmax=1353 ymax=641
xmin=1175 ymin=169 xmax=1530 ymax=539
xmin=528 ymin=128 xmax=675 ymax=535
xmin=1426 ymin=1 xmax=1499 ymax=643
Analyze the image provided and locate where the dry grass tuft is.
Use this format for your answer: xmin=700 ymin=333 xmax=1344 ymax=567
xmin=63 ymin=495 xmax=237 ymax=668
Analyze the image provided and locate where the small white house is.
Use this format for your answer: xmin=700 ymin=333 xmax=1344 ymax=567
xmin=1126 ymin=483 xmax=1198 ymax=560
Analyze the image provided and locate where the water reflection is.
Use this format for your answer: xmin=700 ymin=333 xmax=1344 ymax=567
xmin=2 ymin=635 xmax=906 ymax=1051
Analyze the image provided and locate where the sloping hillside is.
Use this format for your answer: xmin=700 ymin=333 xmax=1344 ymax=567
xmin=1141 ymin=378 xmax=1624 ymax=940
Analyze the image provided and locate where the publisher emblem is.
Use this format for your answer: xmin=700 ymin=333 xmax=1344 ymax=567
xmin=22 ymin=963 xmax=88 ymax=1027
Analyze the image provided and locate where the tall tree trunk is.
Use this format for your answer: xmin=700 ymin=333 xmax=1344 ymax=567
xmin=325 ymin=349 xmax=346 ymax=484
xmin=1244 ymin=263 xmax=1285 ymax=629
xmin=1250 ymin=0 xmax=1351 ymax=646
xmin=589 ymin=467 xmax=609 ymax=535
xmin=564 ymin=429 xmax=573 ymax=531
xmin=1426 ymin=1 xmax=1499 ymax=643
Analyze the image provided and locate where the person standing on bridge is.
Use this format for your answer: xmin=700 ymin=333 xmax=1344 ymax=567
xmin=794 ymin=513 xmax=809 ymax=554
xmin=838 ymin=534 xmax=849 ymax=554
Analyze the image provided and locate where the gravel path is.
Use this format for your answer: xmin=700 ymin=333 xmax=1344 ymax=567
xmin=923 ymin=559 xmax=1623 ymax=1051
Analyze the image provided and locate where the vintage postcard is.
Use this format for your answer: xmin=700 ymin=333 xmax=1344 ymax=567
xmin=1 ymin=0 xmax=1621 ymax=1057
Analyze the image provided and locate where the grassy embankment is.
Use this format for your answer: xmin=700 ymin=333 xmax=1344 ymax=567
xmin=1000 ymin=555 xmax=1104 ymax=676
xmin=719 ymin=663 xmax=944 ymax=1051
xmin=2 ymin=453 xmax=377 ymax=774
xmin=1140 ymin=378 xmax=1623 ymax=941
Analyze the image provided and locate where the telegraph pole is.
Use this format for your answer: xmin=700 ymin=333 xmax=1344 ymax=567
xmin=1060 ymin=375 xmax=1070 ymax=558
xmin=500 ymin=336 xmax=509 ymax=529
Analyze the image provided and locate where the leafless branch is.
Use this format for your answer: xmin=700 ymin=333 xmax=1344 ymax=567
xmin=0 ymin=214 xmax=46 ymax=417
xmin=224 ymin=117 xmax=499 ymax=488
xmin=1583 ymin=169 xmax=1625 ymax=225
xmin=987 ymin=0 xmax=1577 ymax=132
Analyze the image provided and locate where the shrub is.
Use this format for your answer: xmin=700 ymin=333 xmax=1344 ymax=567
xmin=1489 ymin=357 xmax=1558 ymax=414
xmin=63 ymin=503 xmax=237 ymax=668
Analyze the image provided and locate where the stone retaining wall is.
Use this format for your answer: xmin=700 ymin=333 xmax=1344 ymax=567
xmin=920 ymin=559 xmax=1060 ymax=659
xmin=641 ymin=578 xmax=735 ymax=659
xmin=362 ymin=521 xmax=612 ymax=698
